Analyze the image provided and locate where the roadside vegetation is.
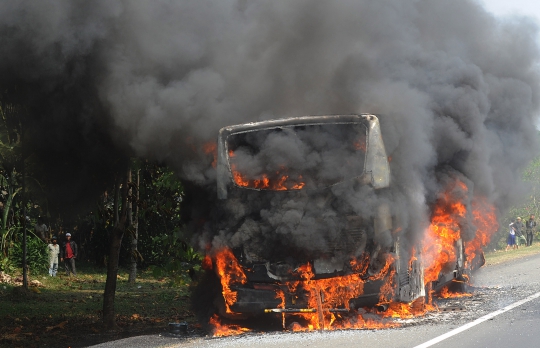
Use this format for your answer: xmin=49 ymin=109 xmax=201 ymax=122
xmin=485 ymin=151 xmax=540 ymax=261
xmin=492 ymin=154 xmax=540 ymax=250
xmin=0 ymin=101 xmax=202 ymax=347
xmin=484 ymin=242 xmax=540 ymax=266
xmin=0 ymin=264 xmax=196 ymax=348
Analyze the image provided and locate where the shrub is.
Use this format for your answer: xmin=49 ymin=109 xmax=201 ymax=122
xmin=10 ymin=235 xmax=49 ymax=275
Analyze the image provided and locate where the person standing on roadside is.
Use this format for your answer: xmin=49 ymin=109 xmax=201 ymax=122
xmin=514 ymin=217 xmax=525 ymax=248
xmin=506 ymin=220 xmax=517 ymax=251
xmin=526 ymin=214 xmax=537 ymax=247
xmin=61 ymin=233 xmax=77 ymax=277
xmin=47 ymin=236 xmax=60 ymax=276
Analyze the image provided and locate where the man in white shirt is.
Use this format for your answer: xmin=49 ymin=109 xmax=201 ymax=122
xmin=47 ymin=236 xmax=60 ymax=276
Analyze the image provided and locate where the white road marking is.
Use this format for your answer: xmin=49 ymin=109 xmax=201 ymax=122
xmin=413 ymin=290 xmax=540 ymax=348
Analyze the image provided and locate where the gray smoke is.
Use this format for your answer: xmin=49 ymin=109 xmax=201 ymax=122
xmin=0 ymin=0 xmax=539 ymax=255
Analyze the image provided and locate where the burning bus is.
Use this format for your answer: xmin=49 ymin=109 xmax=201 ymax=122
xmin=201 ymin=114 xmax=490 ymax=329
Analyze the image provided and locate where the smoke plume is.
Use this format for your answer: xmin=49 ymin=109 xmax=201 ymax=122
xmin=0 ymin=0 xmax=539 ymax=253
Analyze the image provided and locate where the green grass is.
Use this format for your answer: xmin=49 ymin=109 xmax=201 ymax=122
xmin=0 ymin=263 xmax=195 ymax=348
xmin=484 ymin=242 xmax=540 ymax=265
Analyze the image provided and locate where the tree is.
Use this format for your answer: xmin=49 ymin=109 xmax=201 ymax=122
xmin=0 ymin=101 xmax=47 ymax=287
xmin=0 ymin=102 xmax=24 ymax=266
xmin=122 ymin=161 xmax=195 ymax=284
xmin=102 ymin=169 xmax=132 ymax=329
xmin=128 ymin=168 xmax=139 ymax=283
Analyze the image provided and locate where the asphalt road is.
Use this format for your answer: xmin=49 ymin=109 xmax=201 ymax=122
xmin=88 ymin=252 xmax=540 ymax=348
xmin=424 ymin=294 xmax=540 ymax=348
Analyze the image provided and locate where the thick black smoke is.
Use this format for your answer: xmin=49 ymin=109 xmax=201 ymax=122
xmin=0 ymin=1 xmax=539 ymax=255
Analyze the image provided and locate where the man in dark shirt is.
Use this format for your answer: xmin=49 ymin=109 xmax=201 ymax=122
xmin=526 ymin=214 xmax=537 ymax=247
xmin=61 ymin=233 xmax=78 ymax=277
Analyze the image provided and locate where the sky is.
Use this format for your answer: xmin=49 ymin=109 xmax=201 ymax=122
xmin=482 ymin=0 xmax=540 ymax=125
xmin=482 ymin=0 xmax=540 ymax=23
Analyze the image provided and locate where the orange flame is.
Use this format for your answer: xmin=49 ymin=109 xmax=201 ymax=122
xmin=202 ymin=254 xmax=212 ymax=271
xmin=466 ymin=197 xmax=498 ymax=267
xmin=229 ymin=150 xmax=306 ymax=190
xmin=284 ymin=263 xmax=365 ymax=330
xmin=423 ymin=179 xmax=498 ymax=285
xmin=203 ymin=142 xmax=218 ymax=168
xmin=232 ymin=169 xmax=306 ymax=190
xmin=209 ymin=315 xmax=250 ymax=337
xmin=214 ymin=248 xmax=247 ymax=313
xmin=208 ymin=177 xmax=499 ymax=336
xmin=208 ymin=250 xmax=430 ymax=335
xmin=438 ymin=286 xmax=472 ymax=298
xmin=423 ymin=180 xmax=467 ymax=284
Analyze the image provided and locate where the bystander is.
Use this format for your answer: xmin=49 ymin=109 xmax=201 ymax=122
xmin=61 ymin=233 xmax=78 ymax=277
xmin=514 ymin=217 xmax=525 ymax=247
xmin=506 ymin=219 xmax=517 ymax=251
xmin=47 ymin=236 xmax=60 ymax=276
xmin=526 ymin=214 xmax=536 ymax=246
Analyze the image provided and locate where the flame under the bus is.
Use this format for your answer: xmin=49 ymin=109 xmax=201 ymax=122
xmin=208 ymin=178 xmax=498 ymax=336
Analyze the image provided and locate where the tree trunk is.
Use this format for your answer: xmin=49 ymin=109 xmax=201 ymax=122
xmin=2 ymin=181 xmax=13 ymax=231
xmin=102 ymin=223 xmax=124 ymax=329
xmin=128 ymin=170 xmax=139 ymax=283
xmin=22 ymin=208 xmax=28 ymax=290
xmin=21 ymin=148 xmax=28 ymax=290
xmin=102 ymin=170 xmax=131 ymax=330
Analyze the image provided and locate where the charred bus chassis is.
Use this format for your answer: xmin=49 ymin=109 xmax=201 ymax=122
xmin=211 ymin=114 xmax=469 ymax=317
